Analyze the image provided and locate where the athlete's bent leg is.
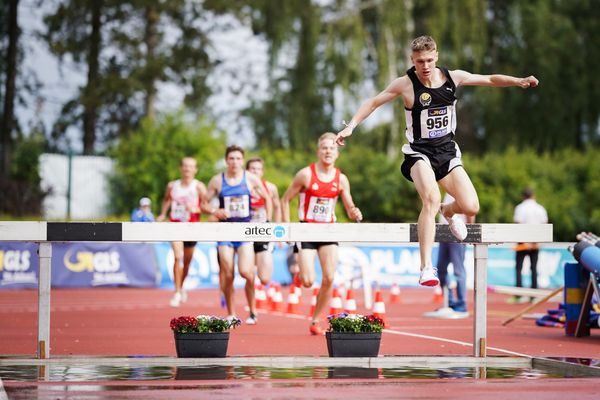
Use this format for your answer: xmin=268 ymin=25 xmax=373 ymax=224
xmin=255 ymin=249 xmax=273 ymax=285
xmin=218 ymin=245 xmax=236 ymax=316
xmin=312 ymin=245 xmax=338 ymax=319
xmin=297 ymin=247 xmax=317 ymax=288
xmin=411 ymin=161 xmax=441 ymax=273
xmin=439 ymin=167 xmax=479 ymax=218
xmin=236 ymin=243 xmax=257 ymax=318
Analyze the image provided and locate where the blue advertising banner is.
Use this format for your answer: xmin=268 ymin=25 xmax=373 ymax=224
xmin=335 ymin=244 xmax=575 ymax=290
xmin=155 ymin=242 xmax=291 ymax=290
xmin=0 ymin=241 xmax=575 ymax=290
xmin=52 ymin=243 xmax=159 ymax=287
xmin=0 ymin=242 xmax=39 ymax=288
xmin=155 ymin=243 xmax=574 ymax=290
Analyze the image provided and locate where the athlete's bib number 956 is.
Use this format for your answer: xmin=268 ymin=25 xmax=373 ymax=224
xmin=426 ymin=116 xmax=448 ymax=130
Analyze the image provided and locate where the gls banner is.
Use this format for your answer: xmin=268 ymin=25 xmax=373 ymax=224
xmin=0 ymin=242 xmax=39 ymax=288
xmin=52 ymin=243 xmax=159 ymax=287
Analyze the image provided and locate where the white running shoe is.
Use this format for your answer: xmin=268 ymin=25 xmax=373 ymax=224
xmin=169 ymin=292 xmax=182 ymax=307
xmin=181 ymin=289 xmax=188 ymax=303
xmin=423 ymin=307 xmax=469 ymax=319
xmin=419 ymin=265 xmax=440 ymax=287
xmin=245 ymin=313 xmax=258 ymax=325
xmin=448 ymin=216 xmax=468 ymax=241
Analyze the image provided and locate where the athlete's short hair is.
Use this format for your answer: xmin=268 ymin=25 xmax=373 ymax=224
xmin=410 ymin=36 xmax=437 ymax=52
xmin=318 ymin=132 xmax=337 ymax=146
xmin=246 ymin=157 xmax=264 ymax=170
xmin=180 ymin=156 xmax=197 ymax=166
xmin=225 ymin=144 xmax=245 ymax=158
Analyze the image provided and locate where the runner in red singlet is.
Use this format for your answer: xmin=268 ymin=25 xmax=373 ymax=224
xmin=281 ymin=132 xmax=362 ymax=335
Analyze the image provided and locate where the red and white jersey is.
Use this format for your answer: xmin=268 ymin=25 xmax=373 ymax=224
xmin=250 ymin=179 xmax=271 ymax=222
xmin=298 ymin=164 xmax=340 ymax=223
xmin=169 ymin=179 xmax=201 ymax=222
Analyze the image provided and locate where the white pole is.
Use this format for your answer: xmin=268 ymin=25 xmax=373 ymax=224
xmin=473 ymin=244 xmax=488 ymax=357
xmin=37 ymin=242 xmax=52 ymax=359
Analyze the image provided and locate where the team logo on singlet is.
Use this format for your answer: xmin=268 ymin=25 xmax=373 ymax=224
xmin=419 ymin=92 xmax=432 ymax=107
xmin=312 ymin=183 xmax=319 ymax=191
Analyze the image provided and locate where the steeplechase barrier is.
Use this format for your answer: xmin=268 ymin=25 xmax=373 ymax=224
xmin=0 ymin=221 xmax=553 ymax=359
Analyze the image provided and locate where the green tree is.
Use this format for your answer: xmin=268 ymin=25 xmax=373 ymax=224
xmin=108 ymin=112 xmax=225 ymax=215
xmin=44 ymin=0 xmax=214 ymax=153
xmin=43 ymin=0 xmax=108 ymax=154
xmin=1 ymin=0 xmax=20 ymax=176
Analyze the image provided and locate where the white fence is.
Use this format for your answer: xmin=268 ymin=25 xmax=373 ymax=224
xmin=40 ymin=153 xmax=114 ymax=220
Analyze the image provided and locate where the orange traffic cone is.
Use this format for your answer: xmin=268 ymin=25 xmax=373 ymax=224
xmin=432 ymin=285 xmax=444 ymax=304
xmin=308 ymin=287 xmax=319 ymax=316
xmin=286 ymin=285 xmax=301 ymax=314
xmin=344 ymin=287 xmax=357 ymax=313
xmin=329 ymin=287 xmax=343 ymax=315
xmin=271 ymin=285 xmax=285 ymax=312
xmin=372 ymin=289 xmax=389 ymax=328
xmin=255 ymin=284 xmax=268 ymax=310
xmin=389 ymin=283 xmax=402 ymax=304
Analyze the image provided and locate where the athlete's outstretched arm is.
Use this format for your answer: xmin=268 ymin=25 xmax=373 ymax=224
xmin=336 ymin=75 xmax=411 ymax=146
xmin=195 ymin=182 xmax=208 ymax=216
xmin=339 ymin=174 xmax=362 ymax=222
xmin=157 ymin=182 xmax=173 ymax=222
xmin=201 ymin=175 xmax=227 ymax=220
xmin=280 ymin=169 xmax=309 ymax=223
xmin=451 ymin=69 xmax=539 ymax=88
xmin=268 ymin=182 xmax=282 ymax=223
xmin=248 ymin=172 xmax=273 ymax=222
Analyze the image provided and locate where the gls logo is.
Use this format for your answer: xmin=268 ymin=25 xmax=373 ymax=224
xmin=243 ymin=225 xmax=286 ymax=239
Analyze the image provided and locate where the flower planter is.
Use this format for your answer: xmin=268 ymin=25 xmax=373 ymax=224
xmin=325 ymin=332 xmax=381 ymax=357
xmin=174 ymin=332 xmax=230 ymax=358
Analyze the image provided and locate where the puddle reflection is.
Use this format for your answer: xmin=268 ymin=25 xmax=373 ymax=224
xmin=0 ymin=364 xmax=578 ymax=382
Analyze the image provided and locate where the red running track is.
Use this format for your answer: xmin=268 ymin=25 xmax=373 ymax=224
xmin=1 ymin=286 xmax=599 ymax=357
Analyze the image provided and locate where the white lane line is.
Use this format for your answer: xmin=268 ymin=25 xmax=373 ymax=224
xmin=253 ymin=306 xmax=535 ymax=358
xmin=383 ymin=329 xmax=532 ymax=357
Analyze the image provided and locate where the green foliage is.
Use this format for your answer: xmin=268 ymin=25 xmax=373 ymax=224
xmin=336 ymin=145 xmax=418 ymax=223
xmin=10 ymin=133 xmax=45 ymax=185
xmin=0 ymin=133 xmax=47 ymax=216
xmin=465 ymin=147 xmax=600 ymax=241
xmin=108 ymin=113 xmax=225 ymax=215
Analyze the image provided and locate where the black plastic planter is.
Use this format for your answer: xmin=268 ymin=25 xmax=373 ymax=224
xmin=174 ymin=332 xmax=230 ymax=358
xmin=325 ymin=332 xmax=382 ymax=357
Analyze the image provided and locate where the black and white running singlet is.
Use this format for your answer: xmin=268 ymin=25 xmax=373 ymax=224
xmin=404 ymin=66 xmax=457 ymax=145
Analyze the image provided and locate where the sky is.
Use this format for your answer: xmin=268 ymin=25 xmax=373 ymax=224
xmin=16 ymin=1 xmax=270 ymax=153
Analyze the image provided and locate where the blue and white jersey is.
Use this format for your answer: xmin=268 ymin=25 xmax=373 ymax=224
xmin=219 ymin=172 xmax=252 ymax=222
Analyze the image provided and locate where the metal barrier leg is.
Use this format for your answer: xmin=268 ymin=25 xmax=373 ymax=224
xmin=473 ymin=244 xmax=488 ymax=357
xmin=360 ymin=258 xmax=373 ymax=310
xmin=37 ymin=242 xmax=52 ymax=359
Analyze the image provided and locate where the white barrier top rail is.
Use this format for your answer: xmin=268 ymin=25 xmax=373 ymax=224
xmin=0 ymin=221 xmax=553 ymax=243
